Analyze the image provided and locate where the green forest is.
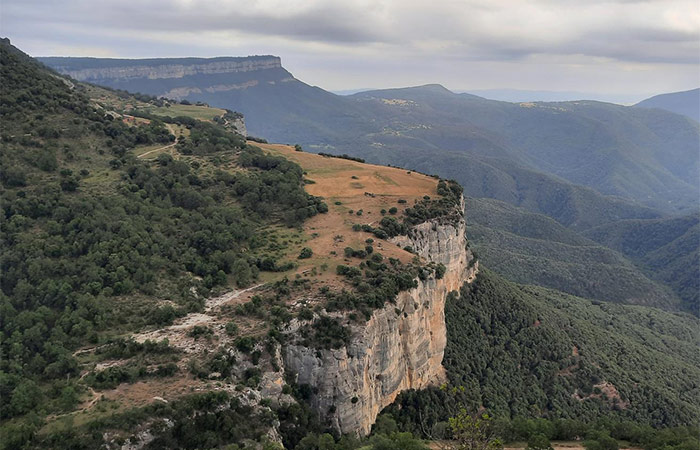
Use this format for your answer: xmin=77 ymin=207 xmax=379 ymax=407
xmin=0 ymin=40 xmax=325 ymax=437
xmin=1 ymin=38 xmax=699 ymax=450
xmin=382 ymin=270 xmax=699 ymax=440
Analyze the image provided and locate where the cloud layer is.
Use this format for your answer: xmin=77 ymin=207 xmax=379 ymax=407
xmin=2 ymin=0 xmax=699 ymax=98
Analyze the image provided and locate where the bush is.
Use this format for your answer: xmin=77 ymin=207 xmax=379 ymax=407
xmin=235 ymin=336 xmax=256 ymax=353
xmin=298 ymin=247 xmax=313 ymax=259
xmin=528 ymin=433 xmax=553 ymax=450
xmin=435 ymin=263 xmax=446 ymax=279
xmin=225 ymin=321 xmax=239 ymax=336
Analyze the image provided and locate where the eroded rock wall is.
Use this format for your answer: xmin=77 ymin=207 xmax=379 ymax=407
xmin=53 ymin=57 xmax=282 ymax=82
xmin=283 ymin=201 xmax=477 ymax=435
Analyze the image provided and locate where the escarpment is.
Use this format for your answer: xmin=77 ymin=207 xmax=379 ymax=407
xmin=283 ymin=200 xmax=478 ymax=436
xmin=41 ymin=56 xmax=283 ymax=82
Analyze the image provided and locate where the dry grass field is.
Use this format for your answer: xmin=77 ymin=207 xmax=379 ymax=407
xmin=254 ymin=142 xmax=440 ymax=280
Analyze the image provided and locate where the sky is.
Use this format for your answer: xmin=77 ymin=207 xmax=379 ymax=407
xmin=2 ymin=0 xmax=699 ymax=102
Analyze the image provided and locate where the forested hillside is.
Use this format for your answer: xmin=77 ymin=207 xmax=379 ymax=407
xmin=465 ymin=198 xmax=678 ymax=308
xmin=0 ymin=40 xmax=327 ymax=449
xmin=1 ymin=40 xmax=465 ymax=450
xmin=585 ymin=215 xmax=700 ymax=315
xmin=385 ymin=270 xmax=700 ymax=431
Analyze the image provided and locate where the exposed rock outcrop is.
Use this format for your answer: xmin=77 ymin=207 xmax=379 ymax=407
xmin=44 ymin=56 xmax=282 ymax=82
xmin=283 ymin=199 xmax=477 ymax=435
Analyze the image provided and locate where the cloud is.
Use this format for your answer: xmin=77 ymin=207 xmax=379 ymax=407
xmin=1 ymin=0 xmax=698 ymax=94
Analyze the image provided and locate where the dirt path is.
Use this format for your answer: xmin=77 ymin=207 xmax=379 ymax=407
xmin=83 ymin=387 xmax=101 ymax=410
xmin=205 ymin=283 xmax=263 ymax=312
xmin=131 ymin=284 xmax=263 ymax=349
xmin=137 ymin=142 xmax=177 ymax=159
xmin=137 ymin=124 xmax=179 ymax=159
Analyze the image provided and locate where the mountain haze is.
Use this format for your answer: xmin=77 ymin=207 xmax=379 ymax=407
xmin=3 ymin=38 xmax=700 ymax=450
xmin=635 ymin=88 xmax=700 ymax=123
xmin=41 ymin=56 xmax=700 ymax=215
xmin=39 ymin=54 xmax=700 ymax=315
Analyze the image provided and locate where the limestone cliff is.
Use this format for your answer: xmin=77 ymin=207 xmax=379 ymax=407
xmin=283 ymin=200 xmax=478 ymax=435
xmin=40 ymin=56 xmax=282 ymax=82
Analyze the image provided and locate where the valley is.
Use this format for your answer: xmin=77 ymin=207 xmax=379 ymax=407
xmin=1 ymin=37 xmax=698 ymax=450
xmin=40 ymin=55 xmax=700 ymax=316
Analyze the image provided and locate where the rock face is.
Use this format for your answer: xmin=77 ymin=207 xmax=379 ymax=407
xmin=283 ymin=200 xmax=478 ymax=435
xmin=41 ymin=56 xmax=282 ymax=83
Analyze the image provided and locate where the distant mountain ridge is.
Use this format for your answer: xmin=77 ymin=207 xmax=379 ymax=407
xmin=38 ymin=55 xmax=282 ymax=82
xmin=39 ymin=55 xmax=700 ymax=314
xmin=40 ymin=55 xmax=700 ymax=215
xmin=39 ymin=55 xmax=292 ymax=103
xmin=463 ymin=88 xmax=646 ymax=104
xmin=635 ymin=88 xmax=700 ymax=122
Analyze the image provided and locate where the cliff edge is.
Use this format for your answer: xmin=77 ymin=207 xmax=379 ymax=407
xmin=283 ymin=196 xmax=477 ymax=435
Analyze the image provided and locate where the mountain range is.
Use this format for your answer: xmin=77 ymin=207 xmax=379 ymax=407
xmin=2 ymin=39 xmax=699 ymax=449
xmin=39 ymin=55 xmax=700 ymax=315
xmin=40 ymin=56 xmax=699 ymax=215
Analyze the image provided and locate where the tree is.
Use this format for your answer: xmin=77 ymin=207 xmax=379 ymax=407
xmin=368 ymin=432 xmax=430 ymax=450
xmin=448 ymin=409 xmax=503 ymax=450
xmin=232 ymin=259 xmax=252 ymax=287
xmin=299 ymin=247 xmax=313 ymax=259
xmin=584 ymin=433 xmax=618 ymax=450
xmin=527 ymin=433 xmax=553 ymax=450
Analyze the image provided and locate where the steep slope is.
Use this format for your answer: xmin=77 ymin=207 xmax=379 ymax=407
xmin=466 ymin=197 xmax=678 ymax=308
xmin=585 ymin=214 xmax=700 ymax=315
xmin=0 ymin=40 xmax=324 ymax=449
xmin=385 ymin=270 xmax=700 ymax=431
xmin=247 ymin=143 xmax=477 ymax=436
xmin=348 ymin=86 xmax=699 ymax=212
xmin=635 ymin=88 xmax=700 ymax=122
xmin=3 ymin=41 xmax=475 ymax=448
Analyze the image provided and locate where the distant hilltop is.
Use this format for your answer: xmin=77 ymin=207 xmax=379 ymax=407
xmin=635 ymin=88 xmax=700 ymax=123
xmin=40 ymin=54 xmax=293 ymax=101
xmin=39 ymin=55 xmax=282 ymax=82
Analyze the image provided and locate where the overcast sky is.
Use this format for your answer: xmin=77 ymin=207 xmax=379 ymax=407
xmin=3 ymin=0 xmax=699 ymax=101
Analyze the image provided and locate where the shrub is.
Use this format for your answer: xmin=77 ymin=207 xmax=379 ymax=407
xmin=528 ymin=433 xmax=553 ymax=450
xmin=435 ymin=263 xmax=446 ymax=279
xmin=298 ymin=247 xmax=313 ymax=259
xmin=187 ymin=325 xmax=213 ymax=340
xmin=235 ymin=336 xmax=256 ymax=353
xmin=225 ymin=321 xmax=239 ymax=336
